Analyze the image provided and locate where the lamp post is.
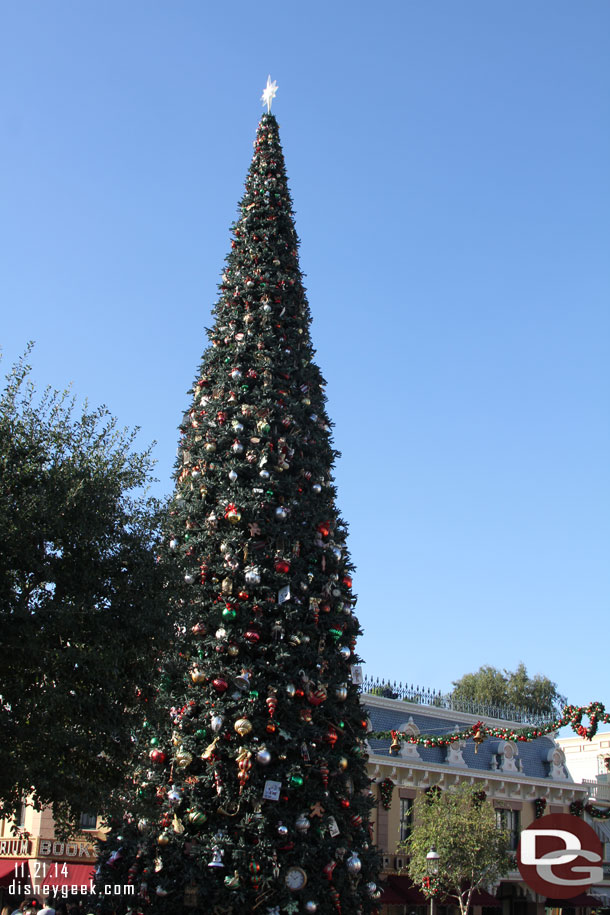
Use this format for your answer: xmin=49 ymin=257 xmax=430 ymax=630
xmin=426 ymin=846 xmax=440 ymax=915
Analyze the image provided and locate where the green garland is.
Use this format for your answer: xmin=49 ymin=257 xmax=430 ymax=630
xmin=368 ymin=702 xmax=610 ymax=748
xmin=585 ymin=803 xmax=610 ymax=820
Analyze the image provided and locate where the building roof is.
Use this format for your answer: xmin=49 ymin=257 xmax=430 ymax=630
xmin=363 ymin=693 xmax=568 ymax=782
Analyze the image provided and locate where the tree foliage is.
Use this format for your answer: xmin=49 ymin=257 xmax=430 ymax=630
xmin=97 ymin=113 xmax=380 ymax=915
xmin=401 ymin=784 xmax=511 ymax=915
xmin=451 ymin=662 xmax=566 ymax=715
xmin=0 ymin=348 xmax=170 ymax=832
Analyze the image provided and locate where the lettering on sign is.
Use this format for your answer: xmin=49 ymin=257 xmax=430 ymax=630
xmin=0 ymin=838 xmax=31 ymax=857
xmin=38 ymin=840 xmax=95 ymax=859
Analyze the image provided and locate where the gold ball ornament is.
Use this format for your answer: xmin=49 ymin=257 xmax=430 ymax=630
xmin=234 ymin=717 xmax=253 ymax=737
xmin=175 ymin=749 xmax=193 ymax=768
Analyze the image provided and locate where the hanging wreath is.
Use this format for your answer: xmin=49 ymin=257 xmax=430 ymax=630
xmin=570 ymin=800 xmax=585 ymax=818
xmin=422 ymin=875 xmax=441 ymax=898
xmin=379 ymin=777 xmax=395 ymax=810
xmin=472 ymin=789 xmax=487 ymax=807
xmin=423 ymin=785 xmax=442 ymax=804
xmin=534 ymin=798 xmax=547 ymax=819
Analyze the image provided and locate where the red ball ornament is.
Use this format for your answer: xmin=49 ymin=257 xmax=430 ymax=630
xmin=244 ymin=629 xmax=260 ymax=643
xmin=342 ymin=575 xmax=352 ymax=588
xmin=149 ymin=749 xmax=166 ymax=764
xmin=212 ymin=678 xmax=228 ymax=693
xmin=324 ymin=726 xmax=338 ymax=746
xmin=350 ymin=814 xmax=363 ymax=828
xmin=274 ymin=559 xmax=291 ymax=574
xmin=307 ymin=686 xmax=327 ymax=707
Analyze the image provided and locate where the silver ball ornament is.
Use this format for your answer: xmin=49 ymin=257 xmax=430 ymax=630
xmin=228 ymin=470 xmax=238 ymax=482
xmin=346 ymin=853 xmax=362 ymax=875
xmin=169 ymin=539 xmax=178 ymax=550
xmin=245 ymin=566 xmax=261 ymax=585
xmin=184 ymin=573 xmax=195 ymax=584
xmin=304 ymin=903 xmax=318 ymax=914
xmin=295 ymin=814 xmax=310 ymax=833
xmin=339 ymin=645 xmax=351 ymax=660
xmin=256 ymin=747 xmax=272 ymax=765
xmin=312 ymin=483 xmax=322 ymax=494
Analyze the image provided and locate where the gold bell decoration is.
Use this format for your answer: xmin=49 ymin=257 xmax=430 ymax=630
xmin=472 ymin=722 xmax=486 ymax=754
xmin=389 ymin=729 xmax=401 ymax=755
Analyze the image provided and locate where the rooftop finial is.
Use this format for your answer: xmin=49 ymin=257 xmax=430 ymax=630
xmin=261 ymin=75 xmax=278 ymax=113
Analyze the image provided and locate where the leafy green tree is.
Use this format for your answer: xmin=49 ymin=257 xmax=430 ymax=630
xmin=97 ymin=111 xmax=380 ymax=915
xmin=451 ymin=663 xmax=565 ymax=715
xmin=401 ymin=784 xmax=511 ymax=915
xmin=0 ymin=349 xmax=169 ymax=832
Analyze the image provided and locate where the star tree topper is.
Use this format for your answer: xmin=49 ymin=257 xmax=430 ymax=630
xmin=261 ymin=75 xmax=278 ymax=113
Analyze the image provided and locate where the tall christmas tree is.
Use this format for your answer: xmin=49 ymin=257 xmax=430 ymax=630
xmin=99 ymin=82 xmax=380 ymax=915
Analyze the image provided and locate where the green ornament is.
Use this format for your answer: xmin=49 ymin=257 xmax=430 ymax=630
xmin=290 ymin=774 xmax=304 ymax=787
xmin=150 ymin=737 xmax=159 ymax=747
xmin=222 ymin=608 xmax=237 ymax=619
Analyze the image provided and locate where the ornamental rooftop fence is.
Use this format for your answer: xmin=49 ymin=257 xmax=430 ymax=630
xmin=360 ymin=675 xmax=557 ymax=727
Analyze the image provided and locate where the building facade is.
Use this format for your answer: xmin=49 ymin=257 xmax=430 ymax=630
xmin=362 ymin=688 xmax=609 ymax=915
xmin=0 ymin=808 xmax=100 ymax=909
xmin=1 ymin=698 xmax=608 ymax=915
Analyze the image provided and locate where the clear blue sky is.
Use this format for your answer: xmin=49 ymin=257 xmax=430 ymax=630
xmin=2 ymin=2 xmax=608 ymax=712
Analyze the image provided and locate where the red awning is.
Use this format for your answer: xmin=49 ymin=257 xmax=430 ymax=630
xmin=385 ymin=875 xmax=428 ymax=904
xmin=471 ymin=889 xmax=502 ymax=907
xmin=545 ymin=895 xmax=604 ymax=908
xmin=28 ymin=862 xmax=95 ymax=891
xmin=0 ymin=860 xmax=27 ymax=885
xmin=379 ymin=882 xmax=409 ymax=904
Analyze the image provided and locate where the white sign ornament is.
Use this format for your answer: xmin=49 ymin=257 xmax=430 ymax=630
xmin=263 ymin=780 xmax=282 ymax=801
